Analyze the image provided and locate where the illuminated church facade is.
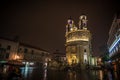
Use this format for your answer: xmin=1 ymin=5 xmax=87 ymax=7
xmin=65 ymin=15 xmax=92 ymax=66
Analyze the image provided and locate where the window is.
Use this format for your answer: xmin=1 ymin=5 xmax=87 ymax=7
xmin=7 ymin=45 xmax=11 ymax=50
xmin=31 ymin=50 xmax=34 ymax=53
xmin=42 ymin=52 xmax=44 ymax=56
xmin=31 ymin=50 xmax=34 ymax=55
xmin=19 ymin=48 xmax=22 ymax=51
xmin=6 ymin=53 xmax=9 ymax=59
xmin=24 ymin=48 xmax=28 ymax=53
xmin=84 ymin=49 xmax=86 ymax=52
xmin=18 ymin=48 xmax=22 ymax=53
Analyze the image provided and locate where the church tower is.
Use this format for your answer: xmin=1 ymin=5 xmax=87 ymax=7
xmin=65 ymin=15 xmax=92 ymax=67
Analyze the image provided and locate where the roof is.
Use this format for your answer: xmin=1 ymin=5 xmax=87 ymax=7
xmin=0 ymin=36 xmax=49 ymax=53
xmin=20 ymin=42 xmax=48 ymax=52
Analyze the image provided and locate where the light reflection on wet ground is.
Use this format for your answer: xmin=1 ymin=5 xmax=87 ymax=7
xmin=20 ymin=66 xmax=120 ymax=80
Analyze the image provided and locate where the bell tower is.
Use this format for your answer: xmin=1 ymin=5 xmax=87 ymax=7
xmin=65 ymin=15 xmax=92 ymax=68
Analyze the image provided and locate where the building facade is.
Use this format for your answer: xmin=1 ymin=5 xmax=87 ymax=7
xmin=65 ymin=15 xmax=92 ymax=67
xmin=107 ymin=13 xmax=120 ymax=71
xmin=0 ymin=37 xmax=50 ymax=66
xmin=48 ymin=51 xmax=66 ymax=70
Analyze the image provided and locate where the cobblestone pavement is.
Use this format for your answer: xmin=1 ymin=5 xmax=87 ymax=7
xmin=21 ymin=67 xmax=118 ymax=80
xmin=2 ymin=66 xmax=120 ymax=80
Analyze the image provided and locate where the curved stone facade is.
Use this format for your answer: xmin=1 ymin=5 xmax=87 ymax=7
xmin=65 ymin=15 xmax=92 ymax=66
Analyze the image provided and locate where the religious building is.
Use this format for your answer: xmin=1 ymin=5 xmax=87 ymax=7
xmin=65 ymin=15 xmax=92 ymax=68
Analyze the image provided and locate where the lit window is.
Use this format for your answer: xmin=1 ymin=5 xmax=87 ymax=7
xmin=114 ymin=48 xmax=116 ymax=53
xmin=84 ymin=54 xmax=87 ymax=63
xmin=113 ymin=49 xmax=115 ymax=54
xmin=116 ymin=46 xmax=118 ymax=51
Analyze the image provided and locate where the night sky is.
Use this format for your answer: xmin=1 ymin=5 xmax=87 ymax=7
xmin=0 ymin=0 xmax=119 ymax=55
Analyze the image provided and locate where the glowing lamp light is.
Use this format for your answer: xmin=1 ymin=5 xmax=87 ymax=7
xmin=68 ymin=19 xmax=72 ymax=24
xmin=67 ymin=38 xmax=88 ymax=42
xmin=30 ymin=62 xmax=34 ymax=65
xmin=14 ymin=55 xmax=20 ymax=60
xmin=91 ymin=58 xmax=95 ymax=65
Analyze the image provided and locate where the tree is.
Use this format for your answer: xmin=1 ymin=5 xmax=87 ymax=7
xmin=102 ymin=53 xmax=110 ymax=62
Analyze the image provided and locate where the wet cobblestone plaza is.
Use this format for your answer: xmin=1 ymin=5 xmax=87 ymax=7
xmin=1 ymin=63 xmax=120 ymax=80
xmin=20 ymin=66 xmax=120 ymax=80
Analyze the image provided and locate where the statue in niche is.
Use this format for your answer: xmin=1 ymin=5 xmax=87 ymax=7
xmin=79 ymin=15 xmax=88 ymax=29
